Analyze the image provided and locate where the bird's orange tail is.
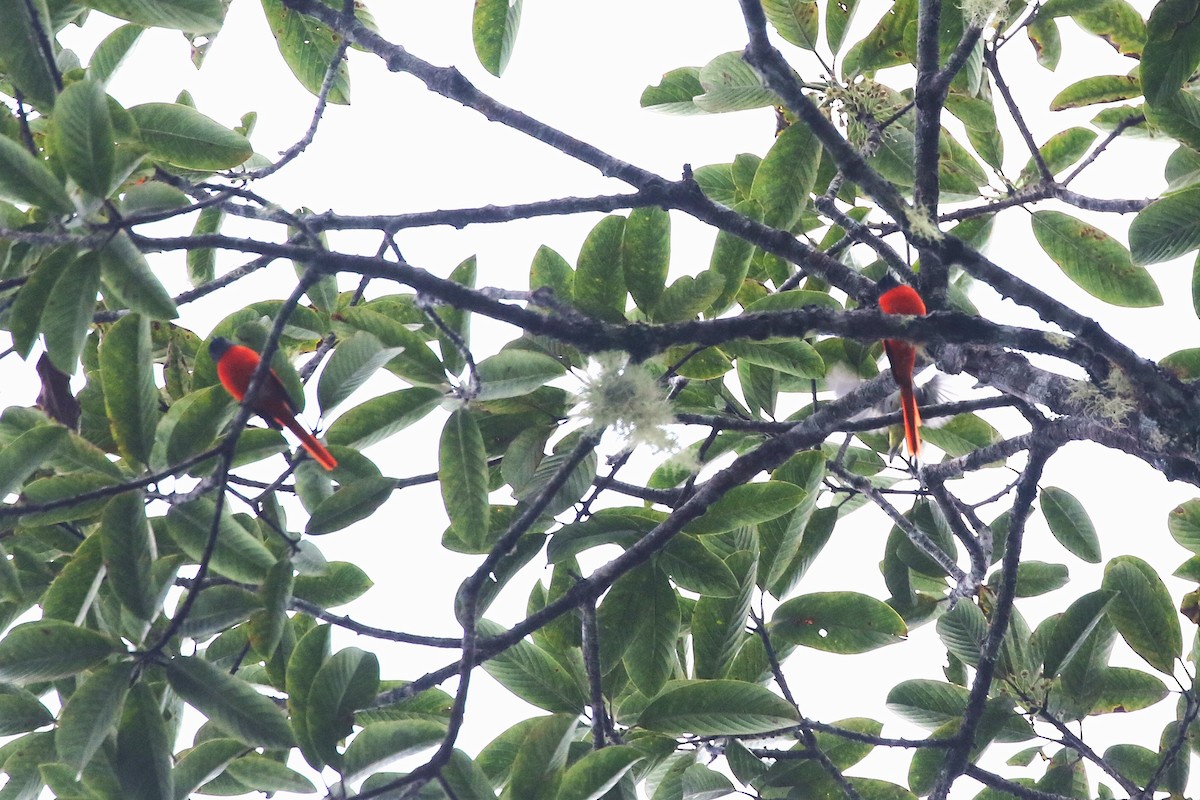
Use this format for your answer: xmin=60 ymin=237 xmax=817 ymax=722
xmin=282 ymin=416 xmax=338 ymax=471
xmin=898 ymin=383 xmax=922 ymax=458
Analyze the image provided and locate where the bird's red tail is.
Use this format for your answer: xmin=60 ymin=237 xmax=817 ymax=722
xmin=898 ymin=381 xmax=922 ymax=458
xmin=281 ymin=416 xmax=338 ymax=471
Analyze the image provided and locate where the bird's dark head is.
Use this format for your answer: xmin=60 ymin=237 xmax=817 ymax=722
xmin=875 ymin=272 xmax=902 ymax=300
xmin=208 ymin=336 xmax=233 ymax=361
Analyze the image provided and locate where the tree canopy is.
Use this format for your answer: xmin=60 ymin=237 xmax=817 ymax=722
xmin=0 ymin=0 xmax=1199 ymax=799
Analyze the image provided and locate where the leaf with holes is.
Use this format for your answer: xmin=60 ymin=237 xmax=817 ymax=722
xmin=771 ymin=591 xmax=907 ymax=653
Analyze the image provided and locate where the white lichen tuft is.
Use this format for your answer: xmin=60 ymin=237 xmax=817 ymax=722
xmin=905 ymin=206 xmax=944 ymax=241
xmin=960 ymin=0 xmax=1006 ymax=28
xmin=574 ymin=353 xmax=678 ymax=452
xmin=1067 ymin=371 xmax=1137 ymax=425
xmin=1043 ymin=332 xmax=1072 ymax=349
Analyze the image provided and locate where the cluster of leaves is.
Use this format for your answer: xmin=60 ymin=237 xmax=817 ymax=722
xmin=0 ymin=0 xmax=1197 ymax=799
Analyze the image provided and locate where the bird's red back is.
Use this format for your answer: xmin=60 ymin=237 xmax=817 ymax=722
xmin=879 ymin=284 xmax=926 ymax=316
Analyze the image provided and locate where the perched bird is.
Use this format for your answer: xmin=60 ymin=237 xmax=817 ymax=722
xmin=876 ymin=275 xmax=927 ymax=458
xmin=208 ymin=337 xmax=337 ymax=471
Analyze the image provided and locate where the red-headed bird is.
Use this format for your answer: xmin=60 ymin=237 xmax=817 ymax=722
xmin=208 ymin=337 xmax=337 ymax=471
xmin=876 ymin=276 xmax=927 ymax=458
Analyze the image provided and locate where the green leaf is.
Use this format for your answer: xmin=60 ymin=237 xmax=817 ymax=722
xmin=440 ymin=256 xmax=476 ymax=377
xmin=128 ymin=102 xmax=253 ymax=170
xmin=337 ymin=307 xmax=447 ymax=387
xmin=305 ymin=476 xmax=395 ymax=536
xmin=693 ymin=552 xmax=756 ymax=679
xmin=225 ymin=754 xmax=317 ymax=794
xmin=622 ymin=206 xmax=671 ymax=311
xmin=530 ymin=244 xmax=574 ymax=300
xmin=179 ymin=585 xmax=260 ymax=639
xmin=1050 ymin=75 xmax=1142 ymax=110
xmin=325 ymin=386 xmax=443 ymax=450
xmin=261 ymin=0 xmax=351 ymax=103
xmin=652 ymin=271 xmax=725 ymax=323
xmin=40 ymin=250 xmax=102 ymax=372
xmin=636 ymin=679 xmax=800 ymax=735
xmin=640 ymin=67 xmax=704 ymax=115
xmin=439 ymin=409 xmax=490 ymax=551
xmin=287 ymin=625 xmax=331 ymax=771
xmin=826 ymin=0 xmax=861 ymax=52
xmin=307 ymin=647 xmax=380 ymax=768
xmin=945 ymin=93 xmax=1004 ymax=170
xmin=99 ymin=491 xmax=156 ymax=620
xmin=660 ymin=535 xmax=740 ymax=597
xmin=100 ymin=231 xmax=179 ymax=319
xmin=938 ymin=128 xmax=988 ymax=197
xmin=1102 ymin=556 xmax=1182 ymax=674
xmin=920 ymin=413 xmax=1002 ymax=458
xmin=0 ymin=0 xmax=57 ymax=110
xmin=480 ymin=623 xmax=587 ymax=713
xmin=936 ymin=600 xmax=987 ymax=667
xmin=165 ymin=655 xmax=296 ymax=748
xmin=89 ymin=23 xmax=144 ymax=85
xmin=988 ymin=561 xmax=1070 ymax=597
xmin=680 ymin=764 xmax=736 ymax=800
xmin=1092 ymin=666 xmax=1169 ymax=713
xmin=757 ymin=719 xmax=883 ymax=787
xmin=622 ymin=565 xmax=680 ymax=697
xmin=708 ymin=199 xmax=762 ymax=313
xmin=0 ymin=620 xmax=120 ymax=685
xmin=340 ymin=720 xmax=446 ymax=783
xmin=556 ymin=745 xmax=643 ymax=800
xmin=100 ymin=314 xmax=161 ymax=467
xmin=722 ymin=339 xmax=825 ymax=378
xmin=772 ymin=591 xmax=907 ymax=653
xmin=472 ymin=0 xmax=522 ymax=76
xmin=574 ymin=215 xmax=627 ymax=322
xmin=0 ymin=687 xmax=51 ymax=736
xmin=695 ymin=51 xmax=777 ymax=112
xmin=842 ymin=0 xmax=916 ymax=74
xmin=0 ymin=424 xmax=68 ymax=499
xmin=1017 ymin=127 xmax=1097 ymax=185
xmin=1042 ymin=590 xmax=1117 ymax=678
xmin=81 ymin=0 xmax=224 ymax=32
xmin=1028 ymin=13 xmax=1062 ymax=70
xmin=117 ymin=683 xmax=174 ymax=800
xmin=1070 ymin=0 xmax=1147 ymax=57
xmin=294 ymin=561 xmax=374 ymax=608
xmin=55 ymin=661 xmax=134 ymax=771
xmin=173 ymin=739 xmax=246 ymax=800
xmin=475 ymin=349 xmax=566 ymax=401
xmin=19 ymin=471 xmax=119 ymax=525
xmin=1130 ymin=184 xmax=1200 ymax=264
xmin=1142 ymin=0 xmax=1200 ymax=105
xmin=751 ymin=122 xmax=823 ymax=231
xmin=685 ymin=481 xmax=805 ymax=534
xmin=886 ymin=680 xmax=969 ymax=730
xmin=1040 ymin=486 xmax=1102 ymax=563
xmin=187 ymin=206 xmax=222 ymax=286
xmin=508 ymin=713 xmax=576 ymax=800
xmin=763 ymin=0 xmax=819 ymax=49
xmin=0 ymin=134 xmax=73 ymax=214
xmin=317 ymin=331 xmax=406 ymax=414
xmin=9 ymin=247 xmax=71 ymax=358
xmin=149 ymin=384 xmax=233 ymax=471
xmin=52 ymin=80 xmax=116 ymax=197
xmin=166 ymin=497 xmax=275 ymax=583
xmin=1168 ymin=498 xmax=1200 ymax=553
xmin=1031 ymin=210 xmax=1161 ymax=306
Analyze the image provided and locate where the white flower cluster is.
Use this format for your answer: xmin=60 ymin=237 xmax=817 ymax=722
xmin=574 ymin=353 xmax=678 ymax=452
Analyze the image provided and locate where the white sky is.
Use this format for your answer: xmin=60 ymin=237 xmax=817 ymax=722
xmin=43 ymin=1 xmax=1200 ymax=798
